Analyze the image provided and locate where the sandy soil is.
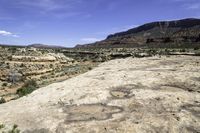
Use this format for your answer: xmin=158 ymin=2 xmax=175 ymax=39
xmin=0 ymin=55 xmax=200 ymax=133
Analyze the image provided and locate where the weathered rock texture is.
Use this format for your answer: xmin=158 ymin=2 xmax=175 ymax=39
xmin=0 ymin=55 xmax=200 ymax=133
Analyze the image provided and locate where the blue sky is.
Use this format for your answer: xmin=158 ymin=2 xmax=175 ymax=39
xmin=0 ymin=0 xmax=200 ymax=47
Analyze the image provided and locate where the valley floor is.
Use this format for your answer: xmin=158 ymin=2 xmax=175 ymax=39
xmin=0 ymin=55 xmax=200 ymax=133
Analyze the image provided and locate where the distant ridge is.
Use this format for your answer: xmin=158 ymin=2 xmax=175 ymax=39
xmin=107 ymin=18 xmax=200 ymax=38
xmin=28 ymin=44 xmax=66 ymax=49
xmin=76 ymin=18 xmax=200 ymax=48
xmin=0 ymin=44 xmax=25 ymax=47
xmin=0 ymin=44 xmax=66 ymax=49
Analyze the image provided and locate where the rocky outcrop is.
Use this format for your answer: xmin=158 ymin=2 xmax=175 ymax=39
xmin=0 ymin=56 xmax=199 ymax=132
xmin=11 ymin=55 xmax=57 ymax=62
xmin=11 ymin=53 xmax=73 ymax=63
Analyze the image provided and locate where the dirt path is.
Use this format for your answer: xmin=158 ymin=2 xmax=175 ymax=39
xmin=0 ymin=55 xmax=200 ymax=133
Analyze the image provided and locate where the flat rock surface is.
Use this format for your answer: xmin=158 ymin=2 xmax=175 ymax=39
xmin=0 ymin=56 xmax=200 ymax=133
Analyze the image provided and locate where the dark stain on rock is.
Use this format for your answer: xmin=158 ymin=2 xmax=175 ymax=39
xmin=159 ymin=82 xmax=198 ymax=93
xmin=23 ymin=128 xmax=51 ymax=133
xmin=63 ymin=103 xmax=123 ymax=123
xmin=186 ymin=126 xmax=200 ymax=133
xmin=181 ymin=104 xmax=200 ymax=118
xmin=144 ymin=124 xmax=170 ymax=133
xmin=191 ymin=77 xmax=200 ymax=82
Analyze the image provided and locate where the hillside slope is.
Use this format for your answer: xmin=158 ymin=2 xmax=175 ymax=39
xmin=0 ymin=56 xmax=200 ymax=132
xmin=76 ymin=18 xmax=200 ymax=48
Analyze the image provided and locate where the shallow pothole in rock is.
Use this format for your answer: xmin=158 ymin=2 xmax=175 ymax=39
xmin=110 ymin=85 xmax=135 ymax=99
xmin=110 ymin=90 xmax=130 ymax=99
xmin=63 ymin=104 xmax=123 ymax=123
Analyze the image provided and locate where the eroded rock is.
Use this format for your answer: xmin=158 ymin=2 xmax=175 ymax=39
xmin=63 ymin=104 xmax=123 ymax=123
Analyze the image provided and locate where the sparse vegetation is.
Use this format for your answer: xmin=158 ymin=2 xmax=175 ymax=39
xmin=163 ymin=37 xmax=172 ymax=43
xmin=0 ymin=97 xmax=6 ymax=104
xmin=194 ymin=47 xmax=200 ymax=50
xmin=1 ymin=41 xmax=200 ymax=103
xmin=195 ymin=50 xmax=200 ymax=56
xmin=16 ymin=80 xmax=38 ymax=97
xmin=0 ymin=124 xmax=5 ymax=129
xmin=2 ymin=83 xmax=8 ymax=87
xmin=146 ymin=38 xmax=154 ymax=43
xmin=0 ymin=124 xmax=20 ymax=133
xmin=88 ymin=67 xmax=92 ymax=70
xmin=180 ymin=49 xmax=186 ymax=52
xmin=9 ymin=124 xmax=20 ymax=133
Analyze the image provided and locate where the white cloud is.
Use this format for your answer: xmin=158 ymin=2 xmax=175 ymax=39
xmin=172 ymin=0 xmax=200 ymax=10
xmin=11 ymin=0 xmax=86 ymax=18
xmin=0 ymin=30 xmax=19 ymax=37
xmin=16 ymin=0 xmax=83 ymax=12
xmin=0 ymin=30 xmax=12 ymax=36
xmin=81 ymin=38 xmax=101 ymax=42
xmin=185 ymin=3 xmax=200 ymax=9
xmin=95 ymin=25 xmax=139 ymax=36
xmin=18 ymin=0 xmax=62 ymax=11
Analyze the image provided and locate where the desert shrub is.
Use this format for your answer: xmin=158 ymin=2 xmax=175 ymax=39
xmin=0 ymin=124 xmax=20 ymax=133
xmin=88 ymin=67 xmax=92 ymax=70
xmin=195 ymin=51 xmax=200 ymax=56
xmin=0 ymin=124 xmax=5 ymax=129
xmin=157 ymin=49 xmax=170 ymax=55
xmin=40 ymin=76 xmax=47 ymax=79
xmin=163 ymin=37 xmax=172 ymax=43
xmin=164 ymin=49 xmax=170 ymax=54
xmin=196 ymin=34 xmax=200 ymax=42
xmin=147 ymin=49 xmax=157 ymax=56
xmin=9 ymin=71 xmax=22 ymax=84
xmin=20 ymin=64 xmax=25 ymax=67
xmin=8 ymin=47 xmax=17 ymax=54
xmin=51 ymin=72 xmax=55 ymax=75
xmin=171 ymin=49 xmax=176 ymax=52
xmin=83 ymin=58 xmax=89 ymax=62
xmin=59 ymin=73 xmax=65 ymax=77
xmin=146 ymin=38 xmax=154 ymax=43
xmin=49 ymin=64 xmax=53 ymax=68
xmin=194 ymin=47 xmax=200 ymax=50
xmin=17 ymin=80 xmax=38 ymax=97
xmin=8 ymin=124 xmax=20 ymax=133
xmin=0 ymin=97 xmax=6 ymax=104
xmin=2 ymin=83 xmax=7 ymax=87
xmin=180 ymin=49 xmax=186 ymax=52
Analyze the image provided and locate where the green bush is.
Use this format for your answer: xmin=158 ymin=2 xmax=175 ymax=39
xmin=194 ymin=47 xmax=200 ymax=50
xmin=195 ymin=51 xmax=200 ymax=56
xmin=180 ymin=49 xmax=186 ymax=52
xmin=17 ymin=80 xmax=38 ymax=97
xmin=49 ymin=64 xmax=53 ymax=68
xmin=88 ymin=67 xmax=92 ymax=70
xmin=0 ymin=124 xmax=20 ymax=133
xmin=2 ymin=83 xmax=7 ymax=87
xmin=0 ymin=97 xmax=6 ymax=104
xmin=8 ymin=124 xmax=20 ymax=133
xmin=0 ymin=124 xmax=5 ymax=129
